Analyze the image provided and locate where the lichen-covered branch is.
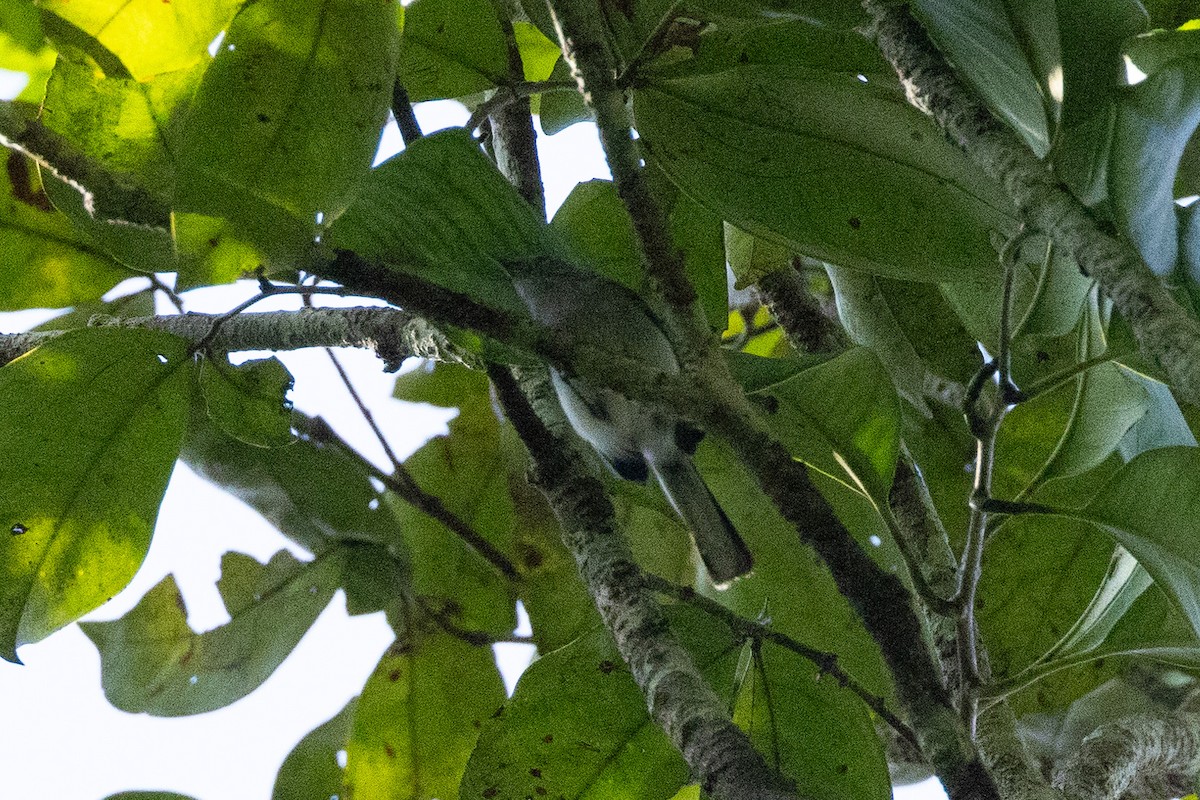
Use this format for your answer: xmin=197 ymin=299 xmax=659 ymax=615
xmin=487 ymin=364 xmax=799 ymax=800
xmin=547 ymin=0 xmax=696 ymax=314
xmin=756 ymin=260 xmax=848 ymax=355
xmin=861 ymin=0 xmax=1200 ymax=407
xmin=0 ymin=306 xmax=475 ymax=370
xmin=1052 ymin=711 xmax=1200 ymax=799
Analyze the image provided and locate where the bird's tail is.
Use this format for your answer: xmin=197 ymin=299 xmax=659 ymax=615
xmin=649 ymin=454 xmax=753 ymax=587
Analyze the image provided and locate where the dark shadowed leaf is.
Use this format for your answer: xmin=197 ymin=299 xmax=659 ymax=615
xmin=914 ymin=0 xmax=1050 ymax=154
xmin=1062 ymin=447 xmax=1200 ymax=638
xmin=538 ymin=58 xmax=590 ymax=135
xmin=460 ymin=625 xmax=690 ymax=800
xmin=81 ymin=548 xmax=346 ymax=715
xmin=326 ymin=129 xmax=548 ymax=313
xmin=0 ymin=328 xmax=189 ymax=662
xmin=198 ymin=356 xmax=296 ymax=448
xmin=634 ymin=23 xmax=1016 ymax=282
xmin=735 ymin=646 xmax=890 ymax=800
xmin=182 ymin=412 xmax=401 ymax=556
xmin=1110 ymin=56 xmax=1200 ymax=277
xmin=342 ymin=632 xmax=504 ymax=800
xmin=273 ymin=698 xmax=357 ymax=800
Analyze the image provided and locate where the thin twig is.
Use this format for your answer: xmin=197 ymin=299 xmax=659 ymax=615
xmin=300 ymin=416 xmax=522 ymax=581
xmin=391 ymin=81 xmax=423 ymax=145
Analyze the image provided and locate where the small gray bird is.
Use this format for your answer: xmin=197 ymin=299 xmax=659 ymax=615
xmin=510 ymin=257 xmax=752 ymax=586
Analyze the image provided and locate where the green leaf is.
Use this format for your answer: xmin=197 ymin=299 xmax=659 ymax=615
xmin=273 ymin=698 xmax=356 ymax=800
xmin=1046 ymin=547 xmax=1153 ymax=661
xmin=460 ymin=625 xmax=690 ymax=800
xmin=514 ymin=21 xmax=560 ymax=82
xmin=1116 ymin=365 xmax=1198 ymax=459
xmin=1053 ymin=1 xmax=1147 ymax=204
xmin=978 ymin=515 xmax=1116 ymax=680
xmin=1109 ymin=56 xmax=1200 ymax=277
xmin=0 ymin=328 xmax=189 ymax=662
xmin=176 ymin=0 xmax=397 ymax=262
xmin=390 ymin=362 xmax=517 ymax=638
xmin=1013 ymin=241 xmax=1093 ymax=338
xmin=914 ymin=0 xmax=1050 ymax=154
xmin=198 ymin=356 xmax=296 ymax=449
xmin=634 ymin=25 xmax=1016 ymax=282
xmin=735 ymin=646 xmax=891 ymax=800
xmin=343 ymin=632 xmax=505 ymax=800
xmin=1065 ymin=446 xmax=1200 ymax=638
xmin=39 ymin=0 xmax=240 ymax=81
xmin=398 ymin=0 xmax=508 ymax=101
xmin=0 ymin=152 xmax=128 ymax=310
xmin=101 ymin=793 xmax=198 ymax=800
xmin=694 ymin=440 xmax=894 ymax=699
xmin=326 ymin=128 xmax=548 ymax=313
xmin=724 ymin=223 xmax=790 ymax=289
xmin=0 ymin=1 xmax=56 ymax=102
xmin=538 ymin=58 xmax=590 ymax=135
xmin=994 ymin=306 xmax=1147 ymax=497
xmin=827 ymin=267 xmax=981 ymax=415
xmin=81 ymin=548 xmax=346 ymax=715
xmin=182 ymin=412 xmax=401 ymax=556
xmin=550 ymin=180 xmax=645 ymax=291
xmin=743 ymin=347 xmax=900 ymax=506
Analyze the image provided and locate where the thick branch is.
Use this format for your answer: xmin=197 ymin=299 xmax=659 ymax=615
xmin=756 ymin=260 xmax=848 ymax=355
xmin=488 ymin=364 xmax=799 ymax=800
xmin=1052 ymin=711 xmax=1200 ymax=799
xmin=862 ymin=0 xmax=1200 ymax=407
xmin=548 ymin=0 xmax=695 ymax=312
xmin=0 ymin=306 xmax=474 ymax=370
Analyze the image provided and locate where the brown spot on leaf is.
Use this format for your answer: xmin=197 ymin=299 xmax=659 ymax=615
xmin=848 ymin=217 xmax=862 ymax=230
xmin=598 ymin=660 xmax=615 ymax=674
xmin=529 ymin=768 xmax=542 ymax=779
xmin=483 ymin=787 xmax=498 ymax=798
xmin=384 ymin=743 xmax=395 ymax=758
xmin=542 ymin=734 xmax=553 ymax=744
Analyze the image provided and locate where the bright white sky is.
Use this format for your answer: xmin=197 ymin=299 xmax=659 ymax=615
xmin=0 ymin=100 xmax=946 ymax=800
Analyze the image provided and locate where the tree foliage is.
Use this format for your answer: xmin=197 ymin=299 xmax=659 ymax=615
xmin=6 ymin=0 xmax=1200 ymax=798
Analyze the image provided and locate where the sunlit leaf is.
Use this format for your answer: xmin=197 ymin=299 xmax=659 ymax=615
xmin=101 ymin=793 xmax=198 ymax=800
xmin=0 ymin=151 xmax=128 ymax=310
xmin=81 ymin=548 xmax=346 ymax=715
xmin=343 ymin=631 xmax=504 ymax=800
xmin=0 ymin=329 xmax=189 ymax=662
xmin=390 ymin=362 xmax=517 ymax=638
xmin=198 ymin=356 xmax=295 ymax=448
xmin=38 ymin=0 xmax=240 ymax=81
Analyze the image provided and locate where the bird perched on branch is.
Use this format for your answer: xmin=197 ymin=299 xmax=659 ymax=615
xmin=509 ymin=256 xmax=753 ymax=587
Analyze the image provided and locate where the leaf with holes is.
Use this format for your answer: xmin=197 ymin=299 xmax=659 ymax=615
xmin=81 ymin=548 xmax=346 ymax=715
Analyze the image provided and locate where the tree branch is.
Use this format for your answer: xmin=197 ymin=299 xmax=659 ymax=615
xmin=487 ymin=363 xmax=799 ymax=800
xmin=861 ymin=0 xmax=1200 ymax=408
xmin=547 ymin=0 xmax=696 ymax=313
xmin=0 ymin=306 xmax=476 ymax=370
xmin=1052 ymin=711 xmax=1200 ymax=799
xmin=756 ymin=259 xmax=848 ymax=355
